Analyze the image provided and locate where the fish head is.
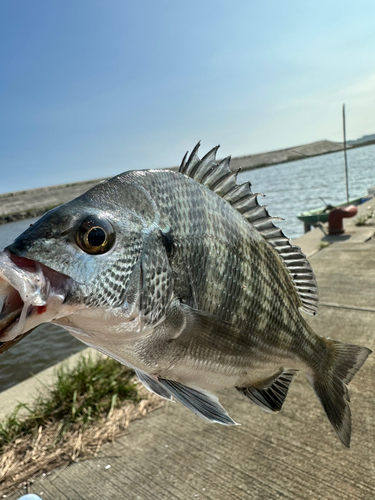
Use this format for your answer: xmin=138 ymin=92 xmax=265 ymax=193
xmin=0 ymin=175 xmax=155 ymax=347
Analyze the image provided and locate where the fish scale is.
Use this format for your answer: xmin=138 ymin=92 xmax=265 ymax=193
xmin=167 ymin=226 xmax=300 ymax=363
xmin=83 ymin=234 xmax=143 ymax=308
xmin=0 ymin=143 xmax=371 ymax=447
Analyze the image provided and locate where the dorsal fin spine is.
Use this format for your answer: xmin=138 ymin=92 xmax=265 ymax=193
xmin=232 ymin=195 xmax=263 ymax=213
xmin=225 ymin=182 xmax=253 ymax=205
xmin=179 ymin=151 xmax=189 ymax=172
xmin=252 ymin=219 xmax=280 ymax=231
xmin=190 ymin=145 xmax=219 ymax=180
xmin=179 ymin=143 xmax=319 ymax=315
xmin=245 ymin=206 xmax=270 ymax=222
xmin=182 ymin=141 xmax=201 ymax=176
xmin=239 ymin=198 xmax=260 ymax=214
xmin=212 ymin=174 xmax=238 ymax=197
xmin=204 ymin=158 xmax=232 ymax=190
xmin=201 ymin=156 xmax=230 ymax=185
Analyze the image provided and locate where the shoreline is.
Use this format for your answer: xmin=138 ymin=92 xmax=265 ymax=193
xmin=1 ymin=138 xmax=374 ymax=225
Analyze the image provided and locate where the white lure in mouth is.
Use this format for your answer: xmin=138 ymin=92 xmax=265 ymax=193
xmin=0 ymin=251 xmax=74 ymax=342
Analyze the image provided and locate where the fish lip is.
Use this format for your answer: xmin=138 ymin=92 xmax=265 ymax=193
xmin=0 ymin=250 xmax=75 ymax=343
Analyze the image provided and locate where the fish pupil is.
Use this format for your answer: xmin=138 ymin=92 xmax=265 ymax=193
xmin=88 ymin=227 xmax=106 ymax=247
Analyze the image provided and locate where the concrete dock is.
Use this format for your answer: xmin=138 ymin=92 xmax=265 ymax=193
xmin=4 ymin=201 xmax=375 ymax=499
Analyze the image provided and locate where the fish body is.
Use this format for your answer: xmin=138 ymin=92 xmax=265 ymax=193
xmin=0 ymin=144 xmax=371 ymax=446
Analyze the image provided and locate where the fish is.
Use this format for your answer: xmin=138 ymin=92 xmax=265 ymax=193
xmin=0 ymin=143 xmax=371 ymax=447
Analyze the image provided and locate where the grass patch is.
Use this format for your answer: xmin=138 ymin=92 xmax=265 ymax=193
xmin=0 ymin=354 xmax=137 ymax=448
xmin=0 ymin=353 xmax=164 ymax=496
xmin=355 ymin=210 xmax=375 ymax=226
xmin=319 ymin=242 xmax=330 ymax=249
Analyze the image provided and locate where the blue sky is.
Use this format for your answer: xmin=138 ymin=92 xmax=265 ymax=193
xmin=1 ymin=0 xmax=375 ymax=193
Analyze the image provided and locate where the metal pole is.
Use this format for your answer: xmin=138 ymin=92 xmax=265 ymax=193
xmin=342 ymin=104 xmax=349 ymax=203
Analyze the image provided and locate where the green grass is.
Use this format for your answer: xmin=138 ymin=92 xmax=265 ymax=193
xmin=319 ymin=242 xmax=330 ymax=249
xmin=0 ymin=354 xmax=139 ymax=449
xmin=355 ymin=211 xmax=375 ymax=226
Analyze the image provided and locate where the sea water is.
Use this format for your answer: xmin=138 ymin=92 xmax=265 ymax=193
xmin=239 ymin=143 xmax=375 ymax=239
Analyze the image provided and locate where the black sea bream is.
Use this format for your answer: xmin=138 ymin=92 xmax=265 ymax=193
xmin=0 ymin=144 xmax=371 ymax=447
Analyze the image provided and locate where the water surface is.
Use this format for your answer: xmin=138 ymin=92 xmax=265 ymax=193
xmin=239 ymin=143 xmax=375 ymax=239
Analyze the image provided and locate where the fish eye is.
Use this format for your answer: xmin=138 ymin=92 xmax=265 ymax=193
xmin=75 ymin=216 xmax=115 ymax=255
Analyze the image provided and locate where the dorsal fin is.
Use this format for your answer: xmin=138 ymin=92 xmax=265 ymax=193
xmin=179 ymin=143 xmax=319 ymax=315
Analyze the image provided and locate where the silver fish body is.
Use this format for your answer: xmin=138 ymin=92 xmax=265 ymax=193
xmin=0 ymin=144 xmax=371 ymax=446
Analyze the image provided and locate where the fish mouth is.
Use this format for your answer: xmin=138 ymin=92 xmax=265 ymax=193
xmin=0 ymin=251 xmax=75 ymax=346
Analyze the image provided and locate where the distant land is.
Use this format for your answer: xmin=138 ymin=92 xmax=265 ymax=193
xmin=230 ymin=134 xmax=375 ymax=171
xmin=0 ymin=136 xmax=374 ymax=225
xmin=230 ymin=139 xmax=345 ymax=171
xmin=347 ymin=133 xmax=375 ymax=146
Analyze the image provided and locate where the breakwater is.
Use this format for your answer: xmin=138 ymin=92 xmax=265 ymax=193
xmin=0 ymin=178 xmax=105 ymax=225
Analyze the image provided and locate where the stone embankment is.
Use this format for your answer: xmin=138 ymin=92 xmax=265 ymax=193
xmin=229 ymin=139 xmax=346 ymax=170
xmin=0 ymin=140 xmax=347 ymax=225
xmin=0 ymin=179 xmax=105 ymax=225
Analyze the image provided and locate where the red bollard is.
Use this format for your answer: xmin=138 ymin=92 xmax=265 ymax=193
xmin=328 ymin=205 xmax=358 ymax=235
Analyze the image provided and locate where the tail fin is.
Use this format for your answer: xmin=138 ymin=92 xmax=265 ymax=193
xmin=308 ymin=340 xmax=371 ymax=447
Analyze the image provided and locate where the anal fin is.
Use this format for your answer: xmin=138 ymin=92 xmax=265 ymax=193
xmin=236 ymin=370 xmax=297 ymax=413
xmin=158 ymin=378 xmax=238 ymax=426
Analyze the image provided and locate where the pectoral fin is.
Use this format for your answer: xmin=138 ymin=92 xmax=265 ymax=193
xmin=236 ymin=370 xmax=297 ymax=413
xmin=170 ymin=303 xmax=248 ymax=352
xmin=158 ymin=378 xmax=238 ymax=426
